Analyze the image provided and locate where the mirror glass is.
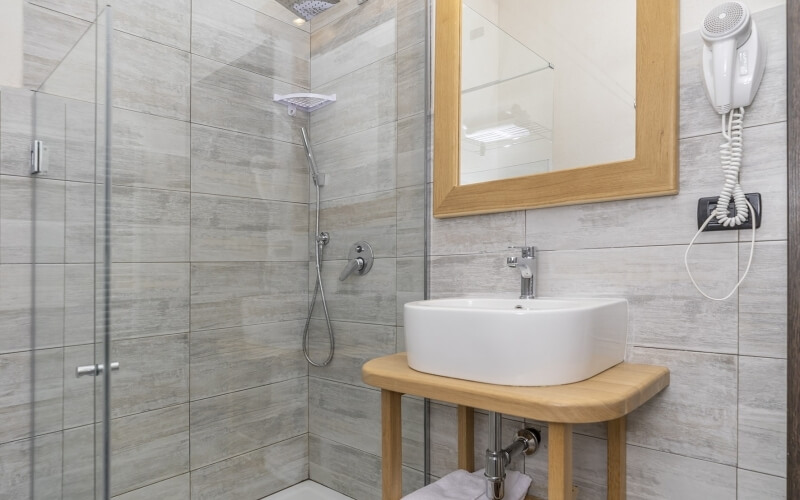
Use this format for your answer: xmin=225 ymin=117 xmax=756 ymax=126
xmin=460 ymin=0 xmax=637 ymax=185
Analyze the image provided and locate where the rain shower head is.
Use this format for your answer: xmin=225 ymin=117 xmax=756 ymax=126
xmin=276 ymin=0 xmax=340 ymax=21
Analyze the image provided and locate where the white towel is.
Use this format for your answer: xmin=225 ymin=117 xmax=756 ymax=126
xmin=402 ymin=468 xmax=532 ymax=500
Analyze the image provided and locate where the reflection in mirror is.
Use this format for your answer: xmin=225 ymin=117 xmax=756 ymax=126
xmin=460 ymin=0 xmax=636 ymax=185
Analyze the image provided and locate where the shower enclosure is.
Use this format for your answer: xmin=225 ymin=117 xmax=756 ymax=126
xmin=6 ymin=0 xmax=430 ymax=498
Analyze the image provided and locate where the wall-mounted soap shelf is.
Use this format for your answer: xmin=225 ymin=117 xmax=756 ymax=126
xmin=273 ymin=93 xmax=336 ymax=115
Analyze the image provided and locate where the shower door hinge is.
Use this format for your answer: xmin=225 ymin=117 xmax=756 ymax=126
xmin=30 ymin=140 xmax=48 ymax=175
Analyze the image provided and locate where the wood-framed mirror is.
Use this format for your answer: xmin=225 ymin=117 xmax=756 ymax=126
xmin=433 ymin=0 xmax=680 ymax=218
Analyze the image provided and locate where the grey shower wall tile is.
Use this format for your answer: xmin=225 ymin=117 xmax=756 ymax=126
xmin=0 ymin=176 xmax=65 ymax=264
xmin=0 ymin=349 xmax=62 ymax=444
xmin=63 ymin=344 xmax=94 ymax=429
xmin=37 ymin=23 xmax=97 ymax=104
xmin=29 ymin=0 xmax=96 ymax=21
xmin=525 ymin=121 xmax=785 ymax=251
xmin=396 ymin=257 xmax=423 ymax=326
xmin=65 ymin=98 xmax=96 ymax=183
xmin=318 ymin=190 xmax=397 ymax=259
xmin=111 ymin=186 xmax=190 ymax=262
xmin=110 ymin=404 xmax=190 ymax=497
xmin=397 ymin=0 xmax=425 ymax=50
xmin=307 ymin=320 xmax=395 ymax=387
xmin=309 ymin=377 xmax=381 ymax=455
xmin=0 ymin=265 xmax=64 ymax=353
xmin=190 ymin=321 xmax=307 ymax=400
xmin=311 ymin=55 xmax=396 ymax=144
xmin=313 ymin=122 xmax=397 ymax=201
xmin=680 ymin=6 xmax=785 ymax=139
xmin=191 ymin=124 xmax=308 ymax=203
xmin=310 ymin=0 xmax=396 ymax=88
xmin=65 ymin=181 xmax=94 ymax=263
xmin=309 ymin=433 xmax=382 ymax=500
xmin=113 ymin=31 xmax=190 ymax=121
xmin=396 ymin=113 xmax=426 ymax=188
xmin=191 ymin=193 xmax=308 ymax=262
xmin=112 ymin=473 xmax=190 ymax=500
xmin=191 ymin=261 xmax=308 ymax=330
xmin=62 ymin=424 xmax=95 ymax=499
xmin=0 ymin=432 xmax=63 ymax=500
xmin=429 ymin=252 xmax=512 ymax=299
xmin=431 ymin=209 xmax=524 ymax=257
xmin=0 ymin=89 xmax=34 ymax=176
xmin=396 ymin=185 xmax=425 ymax=258
xmin=231 ymin=0 xmax=310 ymax=32
xmin=23 ymin=3 xmax=91 ymax=89
xmin=111 ymin=108 xmax=191 ymax=191
xmin=312 ymin=258 xmax=397 ymax=325
xmin=64 ymin=264 xmax=94 ymax=346
xmin=192 ymin=0 xmax=309 ymax=87
xmin=114 ymin=0 xmax=191 ymax=51
xmin=190 ymin=377 xmax=308 ymax=469
xmin=739 ymin=241 xmax=787 ymax=358
xmin=536 ymin=244 xmax=740 ymax=354
xmin=738 ymin=356 xmax=786 ymax=477
xmin=397 ymin=41 xmax=425 ymax=119
xmin=737 ymin=469 xmax=786 ymax=500
xmin=109 ymin=263 xmax=191 ymax=340
xmin=191 ymin=55 xmax=308 ymax=143
xmin=627 ymin=347 xmax=737 ymax=465
xmin=309 ymin=0 xmax=362 ymax=32
xmin=190 ymin=435 xmax=308 ymax=500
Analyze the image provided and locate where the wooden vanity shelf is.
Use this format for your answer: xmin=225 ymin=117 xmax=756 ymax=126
xmin=363 ymin=353 xmax=669 ymax=500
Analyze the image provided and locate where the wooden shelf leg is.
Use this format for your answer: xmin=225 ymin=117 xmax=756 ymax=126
xmin=381 ymin=390 xmax=403 ymax=500
xmin=607 ymin=416 xmax=627 ymax=500
xmin=457 ymin=405 xmax=475 ymax=471
xmin=548 ymin=423 xmax=573 ymax=500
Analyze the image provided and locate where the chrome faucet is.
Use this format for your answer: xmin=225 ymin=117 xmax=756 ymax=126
xmin=506 ymin=246 xmax=536 ymax=299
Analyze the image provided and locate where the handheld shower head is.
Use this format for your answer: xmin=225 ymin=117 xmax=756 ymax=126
xmin=301 ymin=127 xmax=324 ymax=187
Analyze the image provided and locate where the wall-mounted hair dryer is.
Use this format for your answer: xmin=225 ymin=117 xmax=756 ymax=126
xmin=700 ymin=1 xmax=766 ymax=113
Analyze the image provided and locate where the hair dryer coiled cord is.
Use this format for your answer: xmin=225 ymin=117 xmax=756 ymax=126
xmin=684 ymin=107 xmax=755 ymax=301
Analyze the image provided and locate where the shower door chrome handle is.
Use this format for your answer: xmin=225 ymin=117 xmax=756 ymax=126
xmin=76 ymin=362 xmax=120 ymax=377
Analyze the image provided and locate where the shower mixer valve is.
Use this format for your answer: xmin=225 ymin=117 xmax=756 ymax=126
xmin=339 ymin=241 xmax=374 ymax=281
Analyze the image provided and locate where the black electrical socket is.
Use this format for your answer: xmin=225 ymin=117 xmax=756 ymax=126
xmin=696 ymin=193 xmax=762 ymax=231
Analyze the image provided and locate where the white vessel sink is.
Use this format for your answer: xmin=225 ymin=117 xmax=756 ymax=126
xmin=404 ymin=297 xmax=628 ymax=386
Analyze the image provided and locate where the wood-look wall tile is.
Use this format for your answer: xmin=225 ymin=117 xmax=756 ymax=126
xmin=64 ymin=264 xmax=94 ymax=346
xmin=37 ymin=25 xmax=96 ymax=103
xmin=627 ymin=347 xmax=737 ymax=465
xmin=112 ymin=473 xmax=190 ymax=500
xmin=307 ymin=320 xmax=395 ymax=387
xmin=537 ymin=245 xmax=739 ymax=354
xmin=309 ymin=0 xmax=362 ymax=32
xmin=0 ymin=265 xmax=64 ymax=354
xmin=231 ymin=0 xmax=310 ymax=32
xmin=309 ymin=433 xmax=382 ymax=500
xmin=397 ymin=42 xmax=425 ymax=119
xmin=63 ymin=344 xmax=95 ymax=429
xmin=396 ymin=257 xmax=423 ymax=326
xmin=110 ymin=404 xmax=189 ymax=497
xmin=739 ymin=241 xmax=787 ymax=358
xmin=110 ymin=186 xmax=190 ymax=262
xmin=310 ymin=0 xmax=396 ymax=88
xmin=429 ymin=252 xmax=513 ymax=299
xmin=737 ymin=469 xmax=786 ymax=500
xmin=65 ymin=98 xmax=96 ymax=182
xmin=190 ymin=377 xmax=307 ymax=469
xmin=114 ymin=0 xmax=191 ymax=51
xmin=112 ymin=109 xmax=191 ymax=191
xmin=113 ymin=31 xmax=190 ymax=121
xmin=29 ymin=0 xmax=96 ymax=21
xmin=397 ymin=0 xmax=425 ymax=50
xmin=191 ymin=55 xmax=308 ymax=143
xmin=0 ymin=89 xmax=34 ymax=176
xmin=192 ymin=0 xmax=309 ymax=87
xmin=309 ymin=377 xmax=380 ymax=455
xmin=311 ymin=56 xmax=396 ymax=144
xmin=431 ymin=210 xmax=524 ymax=257
xmin=739 ymin=356 xmax=786 ymax=477
xmin=191 ymin=193 xmax=307 ymax=262
xmin=0 ymin=349 xmax=62 ymax=444
xmin=109 ymin=263 xmax=190 ymax=340
xmin=312 ymin=122 xmax=397 ymax=201
xmin=62 ymin=424 xmax=95 ymax=499
xmin=739 ymin=122 xmax=788 ymax=242
xmin=191 ymin=124 xmax=308 ymax=203
xmin=23 ymin=4 xmax=90 ymax=89
xmin=190 ymin=436 xmax=308 ymax=500
xmin=191 ymin=261 xmax=307 ymax=331
xmin=65 ymin=181 xmax=95 ymax=263
xmin=319 ymin=190 xmax=396 ymax=259
xmin=397 ymin=185 xmax=425 ymax=258
xmin=396 ymin=113 xmax=426 ymax=188
xmin=312 ymin=258 xmax=396 ymax=325
xmin=0 ymin=432 xmax=62 ymax=500
xmin=0 ymin=176 xmax=65 ymax=264
xmin=190 ymin=321 xmax=307 ymax=400
xmin=679 ymin=6 xmax=785 ymax=139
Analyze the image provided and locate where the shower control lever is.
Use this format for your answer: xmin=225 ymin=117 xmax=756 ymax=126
xmin=339 ymin=241 xmax=374 ymax=281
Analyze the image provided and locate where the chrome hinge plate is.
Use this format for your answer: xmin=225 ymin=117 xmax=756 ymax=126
xmin=31 ymin=140 xmax=48 ymax=175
